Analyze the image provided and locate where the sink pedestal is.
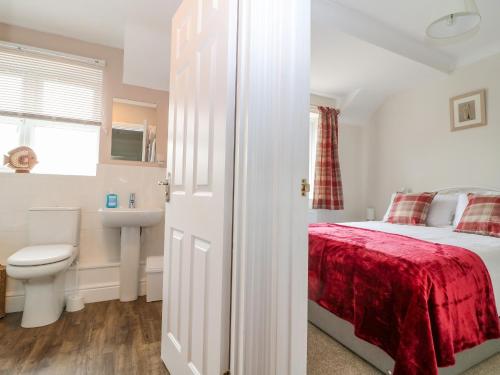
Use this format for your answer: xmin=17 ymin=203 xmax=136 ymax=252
xmin=98 ymin=208 xmax=163 ymax=303
xmin=120 ymin=227 xmax=141 ymax=302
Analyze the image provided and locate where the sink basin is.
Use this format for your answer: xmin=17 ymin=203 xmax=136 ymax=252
xmin=98 ymin=208 xmax=163 ymax=228
xmin=98 ymin=208 xmax=164 ymax=302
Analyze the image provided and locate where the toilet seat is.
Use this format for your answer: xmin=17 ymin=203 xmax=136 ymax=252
xmin=7 ymin=244 xmax=74 ymax=266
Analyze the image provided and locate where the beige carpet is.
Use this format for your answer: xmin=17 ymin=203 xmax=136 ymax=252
xmin=308 ymin=324 xmax=500 ymax=375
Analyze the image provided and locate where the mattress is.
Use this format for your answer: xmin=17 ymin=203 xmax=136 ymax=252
xmin=344 ymin=221 xmax=500 ymax=313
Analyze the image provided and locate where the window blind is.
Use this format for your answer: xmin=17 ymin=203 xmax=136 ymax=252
xmin=0 ymin=44 xmax=104 ymax=125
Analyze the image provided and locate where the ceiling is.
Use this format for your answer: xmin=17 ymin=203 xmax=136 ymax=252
xmin=0 ymin=0 xmax=128 ymax=48
xmin=332 ymin=0 xmax=500 ymax=66
xmin=0 ymin=0 xmax=181 ymax=91
xmin=0 ymin=0 xmax=499 ymax=123
xmin=311 ymin=30 xmax=445 ymax=124
xmin=312 ymin=0 xmax=500 ymax=125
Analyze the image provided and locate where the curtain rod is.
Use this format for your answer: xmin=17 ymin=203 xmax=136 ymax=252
xmin=0 ymin=40 xmax=106 ymax=67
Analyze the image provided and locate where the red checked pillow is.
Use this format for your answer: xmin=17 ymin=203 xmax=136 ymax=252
xmin=455 ymin=194 xmax=500 ymax=237
xmin=387 ymin=192 xmax=437 ymax=226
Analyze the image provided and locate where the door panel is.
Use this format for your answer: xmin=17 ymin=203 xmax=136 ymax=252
xmin=166 ymin=229 xmax=184 ymax=350
xmin=161 ymin=0 xmax=237 ymax=373
xmin=193 ymin=41 xmax=216 ymax=192
xmin=189 ymin=237 xmax=210 ymax=373
xmin=172 ymin=67 xmax=188 ymax=189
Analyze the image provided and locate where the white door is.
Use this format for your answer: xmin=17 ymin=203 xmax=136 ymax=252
xmin=161 ymin=0 xmax=238 ymax=374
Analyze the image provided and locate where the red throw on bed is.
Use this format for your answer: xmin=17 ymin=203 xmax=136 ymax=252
xmin=309 ymin=223 xmax=500 ymax=375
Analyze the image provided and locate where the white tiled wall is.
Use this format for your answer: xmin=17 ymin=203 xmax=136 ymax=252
xmin=0 ymin=164 xmax=166 ymax=266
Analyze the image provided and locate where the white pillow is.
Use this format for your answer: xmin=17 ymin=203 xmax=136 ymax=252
xmin=426 ymin=194 xmax=458 ymax=227
xmin=383 ymin=193 xmax=397 ymax=222
xmin=453 ymin=193 xmax=469 ymax=227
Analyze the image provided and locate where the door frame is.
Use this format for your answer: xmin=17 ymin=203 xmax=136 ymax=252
xmin=230 ymin=0 xmax=311 ymax=374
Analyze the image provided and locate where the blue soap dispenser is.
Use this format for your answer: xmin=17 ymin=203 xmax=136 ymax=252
xmin=106 ymin=192 xmax=118 ymax=208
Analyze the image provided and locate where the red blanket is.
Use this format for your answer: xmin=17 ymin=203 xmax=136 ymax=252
xmin=309 ymin=223 xmax=500 ymax=375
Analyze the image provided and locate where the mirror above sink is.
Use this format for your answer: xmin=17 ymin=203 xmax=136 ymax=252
xmin=111 ymin=98 xmax=159 ymax=163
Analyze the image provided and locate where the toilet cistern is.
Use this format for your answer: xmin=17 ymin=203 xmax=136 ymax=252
xmin=129 ymin=193 xmax=136 ymax=209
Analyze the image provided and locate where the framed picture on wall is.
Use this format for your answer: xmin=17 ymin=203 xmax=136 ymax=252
xmin=450 ymin=89 xmax=487 ymax=131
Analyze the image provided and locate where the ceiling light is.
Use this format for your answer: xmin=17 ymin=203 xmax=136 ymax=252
xmin=426 ymin=0 xmax=481 ymax=39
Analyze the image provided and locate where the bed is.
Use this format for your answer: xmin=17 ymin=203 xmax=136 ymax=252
xmin=308 ymin=187 xmax=500 ymax=375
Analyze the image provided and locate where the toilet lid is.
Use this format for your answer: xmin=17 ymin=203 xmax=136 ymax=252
xmin=7 ymin=244 xmax=75 ymax=266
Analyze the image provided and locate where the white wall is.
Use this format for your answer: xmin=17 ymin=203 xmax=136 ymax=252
xmin=123 ymin=23 xmax=171 ymax=91
xmin=0 ymin=164 xmax=165 ymax=311
xmin=365 ymin=53 xmax=500 ymax=219
xmin=309 ymin=123 xmax=366 ymax=223
xmin=309 ymin=94 xmax=366 ymax=223
xmin=310 ymin=93 xmax=336 ymax=107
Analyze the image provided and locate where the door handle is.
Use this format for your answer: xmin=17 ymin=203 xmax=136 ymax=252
xmin=158 ymin=172 xmax=171 ymax=202
xmin=301 ymin=178 xmax=310 ymax=197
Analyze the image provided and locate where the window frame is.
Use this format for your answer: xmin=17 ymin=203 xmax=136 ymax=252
xmin=0 ymin=115 xmax=100 ymax=176
xmin=309 ymin=110 xmax=319 ymax=200
xmin=0 ymin=42 xmax=104 ymax=176
xmin=0 ymin=40 xmax=105 ymax=126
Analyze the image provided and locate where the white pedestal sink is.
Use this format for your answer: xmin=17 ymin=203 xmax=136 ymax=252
xmin=98 ymin=208 xmax=163 ymax=302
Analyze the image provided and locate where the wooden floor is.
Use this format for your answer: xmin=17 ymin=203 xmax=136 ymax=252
xmin=3 ymin=299 xmax=499 ymax=375
xmin=0 ymin=298 xmax=168 ymax=375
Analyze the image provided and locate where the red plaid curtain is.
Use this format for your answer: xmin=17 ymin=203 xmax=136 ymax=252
xmin=312 ymin=106 xmax=344 ymax=210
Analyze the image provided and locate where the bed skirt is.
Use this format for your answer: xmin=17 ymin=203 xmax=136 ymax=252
xmin=308 ymin=301 xmax=500 ymax=375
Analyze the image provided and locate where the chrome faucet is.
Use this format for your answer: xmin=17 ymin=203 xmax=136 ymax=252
xmin=129 ymin=193 xmax=136 ymax=209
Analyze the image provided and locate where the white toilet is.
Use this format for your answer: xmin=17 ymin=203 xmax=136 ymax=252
xmin=6 ymin=207 xmax=81 ymax=328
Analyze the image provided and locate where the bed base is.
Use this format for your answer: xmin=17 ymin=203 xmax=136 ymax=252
xmin=309 ymin=301 xmax=500 ymax=375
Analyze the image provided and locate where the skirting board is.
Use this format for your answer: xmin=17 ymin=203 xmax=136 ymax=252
xmin=308 ymin=301 xmax=500 ymax=375
xmin=5 ymin=262 xmax=149 ymax=313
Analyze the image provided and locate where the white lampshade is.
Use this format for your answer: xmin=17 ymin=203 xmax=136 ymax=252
xmin=426 ymin=0 xmax=481 ymax=39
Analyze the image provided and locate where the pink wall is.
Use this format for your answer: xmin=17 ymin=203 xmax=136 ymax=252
xmin=0 ymin=23 xmax=169 ymax=167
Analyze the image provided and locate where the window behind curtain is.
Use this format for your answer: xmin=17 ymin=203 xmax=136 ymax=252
xmin=0 ymin=42 xmax=103 ymax=176
xmin=309 ymin=111 xmax=319 ymax=200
